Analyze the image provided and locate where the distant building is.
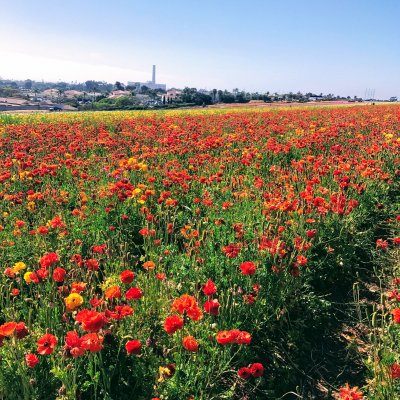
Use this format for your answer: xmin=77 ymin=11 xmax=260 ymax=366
xmin=127 ymin=65 xmax=166 ymax=91
xmin=390 ymin=96 xmax=398 ymax=102
xmin=164 ymin=89 xmax=182 ymax=100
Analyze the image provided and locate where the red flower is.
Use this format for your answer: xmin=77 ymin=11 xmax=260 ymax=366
xmin=156 ymin=272 xmax=166 ymax=281
xmin=15 ymin=322 xmax=29 ymax=339
xmin=75 ymin=309 xmax=107 ymax=332
xmin=239 ymin=261 xmax=256 ymax=276
xmin=37 ymin=226 xmax=49 ymax=235
xmin=296 ymin=255 xmax=308 ymax=266
xmin=306 ymin=229 xmax=317 ymax=238
xmin=216 ymin=330 xmax=236 ymax=345
xmin=64 ymin=331 xmax=85 ymax=357
xmin=238 ymin=367 xmax=251 ymax=380
xmin=236 ymin=331 xmax=252 ymax=345
xmin=204 ymin=299 xmax=220 ymax=316
xmin=125 ymin=287 xmax=143 ymax=300
xmin=171 ymin=294 xmax=203 ymax=321
xmin=376 ymin=239 xmax=388 ymax=250
xmin=53 ymin=267 xmax=66 ymax=282
xmin=37 ymin=333 xmax=57 ymax=355
xmin=223 ymin=243 xmax=241 ymax=258
xmin=39 ymin=252 xmax=59 ymax=269
xmin=392 ymin=308 xmax=400 ymax=324
xmin=120 ymin=270 xmax=135 ymax=284
xmin=71 ymin=281 xmax=87 ymax=293
xmin=249 ymin=363 xmax=264 ymax=377
xmin=336 ymin=384 xmax=363 ymax=400
xmin=164 ymin=315 xmax=184 ymax=334
xmin=25 ymin=353 xmax=39 ymax=368
xmin=126 ymin=339 xmax=142 ymax=355
xmin=81 ymin=333 xmax=103 ymax=353
xmin=110 ymin=305 xmax=134 ymax=320
xmin=202 ymin=278 xmax=217 ymax=296
xmin=183 ymin=335 xmax=199 ymax=352
xmin=90 ymin=297 xmax=103 ymax=308
xmin=87 ymin=259 xmax=100 ymax=271
xmin=92 ymin=244 xmax=107 ymax=254
xmin=389 ymin=363 xmax=400 ymax=379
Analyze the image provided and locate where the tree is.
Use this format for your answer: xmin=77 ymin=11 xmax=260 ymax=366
xmin=115 ymin=81 xmax=124 ymax=91
xmin=24 ymin=80 xmax=33 ymax=90
xmin=85 ymin=80 xmax=97 ymax=92
xmin=57 ymin=89 xmax=64 ymax=102
xmin=212 ymin=89 xmax=217 ymax=103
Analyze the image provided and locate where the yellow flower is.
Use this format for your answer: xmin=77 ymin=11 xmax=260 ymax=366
xmin=27 ymin=201 xmax=35 ymax=211
xmin=24 ymin=271 xmax=33 ymax=283
xmin=12 ymin=262 xmax=27 ymax=274
xmin=65 ymin=293 xmax=84 ymax=312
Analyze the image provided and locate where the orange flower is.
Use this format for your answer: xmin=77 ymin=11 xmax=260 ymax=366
xmin=171 ymin=294 xmax=203 ymax=321
xmin=105 ymin=286 xmax=121 ymax=300
xmin=0 ymin=322 xmax=17 ymax=337
xmin=143 ymin=261 xmax=155 ymax=270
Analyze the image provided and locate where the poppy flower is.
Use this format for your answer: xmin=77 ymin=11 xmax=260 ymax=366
xmin=120 ymin=270 xmax=135 ymax=284
xmin=183 ymin=335 xmax=199 ymax=352
xmin=376 ymin=239 xmax=388 ymax=250
xmin=0 ymin=322 xmax=17 ymax=337
xmin=336 ymin=384 xmax=363 ymax=400
xmin=64 ymin=331 xmax=85 ymax=358
xmin=164 ymin=315 xmax=184 ymax=334
xmin=204 ymin=299 xmax=220 ymax=316
xmin=126 ymin=339 xmax=142 ymax=355
xmin=249 ymin=363 xmax=264 ymax=377
xmin=53 ymin=267 xmax=66 ymax=282
xmin=296 ymin=255 xmax=308 ymax=266
xmin=75 ymin=309 xmax=107 ymax=332
xmin=39 ymin=252 xmax=59 ymax=269
xmin=389 ymin=363 xmax=400 ymax=379
xmin=25 ymin=353 xmax=39 ymax=368
xmin=37 ymin=333 xmax=57 ymax=355
xmin=87 ymin=259 xmax=100 ymax=271
xmin=105 ymin=286 xmax=121 ymax=300
xmin=125 ymin=287 xmax=143 ymax=300
xmin=392 ymin=308 xmax=400 ymax=324
xmin=237 ymin=331 xmax=251 ymax=344
xmin=216 ymin=330 xmax=235 ymax=345
xmin=202 ymin=278 xmax=217 ymax=296
xmin=15 ymin=322 xmax=29 ymax=339
xmin=65 ymin=293 xmax=84 ymax=312
xmin=238 ymin=367 xmax=251 ymax=380
xmin=171 ymin=294 xmax=203 ymax=321
xmin=239 ymin=261 xmax=256 ymax=276
xmin=143 ymin=261 xmax=155 ymax=270
xmin=223 ymin=243 xmax=241 ymax=258
xmin=81 ymin=333 xmax=104 ymax=353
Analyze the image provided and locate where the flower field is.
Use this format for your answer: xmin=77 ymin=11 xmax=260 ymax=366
xmin=0 ymin=105 xmax=399 ymax=400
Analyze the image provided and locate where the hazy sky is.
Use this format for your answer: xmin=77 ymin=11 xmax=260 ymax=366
xmin=1 ymin=0 xmax=399 ymax=98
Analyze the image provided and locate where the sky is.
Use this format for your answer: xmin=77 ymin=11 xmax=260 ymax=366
xmin=0 ymin=0 xmax=399 ymax=98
